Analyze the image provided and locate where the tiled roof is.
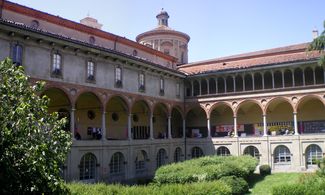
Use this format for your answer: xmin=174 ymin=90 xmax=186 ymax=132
xmin=178 ymin=43 xmax=321 ymax=75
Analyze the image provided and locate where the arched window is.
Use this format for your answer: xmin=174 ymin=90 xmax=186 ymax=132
xmin=193 ymin=80 xmax=200 ymax=96
xmin=274 ymin=71 xmax=283 ymax=88
xmin=254 ymin=73 xmax=263 ymax=90
xmin=52 ymin=52 xmax=62 ymax=76
xmin=274 ymin=145 xmax=291 ymax=164
xmin=315 ymin=66 xmax=325 ymax=84
xmin=304 ymin=67 xmax=314 ymax=85
xmin=135 ymin=150 xmax=147 ymax=171
xmin=110 ymin=152 xmax=125 ymax=174
xmin=87 ymin=60 xmax=95 ymax=81
xmin=12 ymin=43 xmax=23 ymax=66
xmin=264 ymin=71 xmax=273 ymax=89
xmin=201 ymin=79 xmax=208 ymax=95
xmin=157 ymin=149 xmax=167 ymax=168
xmin=217 ymin=77 xmax=225 ymax=93
xmin=216 ymin=146 xmax=230 ymax=156
xmin=226 ymin=76 xmax=234 ymax=92
xmin=294 ymin=68 xmax=303 ymax=86
xmin=244 ymin=146 xmax=260 ymax=160
xmin=174 ymin=147 xmax=182 ymax=163
xmin=209 ymin=78 xmax=216 ymax=94
xmin=306 ymin=144 xmax=323 ymax=165
xmin=284 ymin=69 xmax=293 ymax=87
xmin=235 ymin=75 xmax=243 ymax=92
xmin=244 ymin=74 xmax=253 ymax=91
xmin=191 ymin=147 xmax=204 ymax=158
xmin=79 ymin=153 xmax=97 ymax=180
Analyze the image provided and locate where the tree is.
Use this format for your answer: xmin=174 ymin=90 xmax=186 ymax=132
xmin=0 ymin=58 xmax=72 ymax=194
xmin=308 ymin=21 xmax=325 ymax=66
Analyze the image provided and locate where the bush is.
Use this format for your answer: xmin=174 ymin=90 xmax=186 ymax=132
xmin=153 ymin=155 xmax=258 ymax=185
xmin=259 ymin=165 xmax=271 ymax=176
xmin=68 ymin=181 xmax=232 ymax=195
xmin=219 ymin=176 xmax=249 ymax=195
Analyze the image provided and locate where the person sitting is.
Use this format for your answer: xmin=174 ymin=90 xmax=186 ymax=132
xmin=96 ymin=128 xmax=102 ymax=140
xmin=75 ymin=132 xmax=81 ymax=140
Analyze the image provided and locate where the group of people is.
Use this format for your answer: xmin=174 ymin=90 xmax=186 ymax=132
xmin=74 ymin=127 xmax=103 ymax=140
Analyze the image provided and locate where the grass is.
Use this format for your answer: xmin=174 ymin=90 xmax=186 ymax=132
xmin=247 ymin=173 xmax=303 ymax=195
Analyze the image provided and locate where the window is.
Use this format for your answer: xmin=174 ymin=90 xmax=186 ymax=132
xmin=274 ymin=145 xmax=291 ymax=164
xmin=174 ymin=147 xmax=182 ymax=163
xmin=115 ymin=67 xmax=122 ymax=88
xmin=89 ymin=36 xmax=96 ymax=44
xmin=52 ymin=52 xmax=62 ymax=76
xmin=109 ymin=152 xmax=125 ymax=174
xmin=79 ymin=153 xmax=97 ymax=180
xmin=86 ymin=60 xmax=95 ymax=81
xmin=139 ymin=73 xmax=145 ymax=92
xmin=164 ymin=49 xmax=170 ymax=55
xmin=176 ymin=83 xmax=180 ymax=97
xmin=135 ymin=150 xmax=147 ymax=171
xmin=216 ymin=146 xmax=230 ymax=156
xmin=157 ymin=149 xmax=167 ymax=168
xmin=244 ymin=146 xmax=260 ymax=160
xmin=306 ymin=144 xmax=322 ymax=165
xmin=159 ymin=77 xmax=164 ymax=95
xmin=191 ymin=147 xmax=204 ymax=158
xmin=133 ymin=49 xmax=138 ymax=56
xmin=30 ymin=20 xmax=39 ymax=28
xmin=12 ymin=43 xmax=23 ymax=66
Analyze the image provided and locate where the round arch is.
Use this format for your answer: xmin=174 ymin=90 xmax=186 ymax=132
xmin=79 ymin=152 xmax=97 ymax=181
xmin=209 ymin=102 xmax=234 ymax=137
xmin=131 ymin=99 xmax=151 ymax=140
xmin=171 ymin=106 xmax=184 ymax=138
xmin=191 ymin=146 xmax=204 ymax=159
xmin=153 ymin=102 xmax=169 ymax=139
xmin=216 ymin=146 xmax=230 ymax=156
xmin=305 ymin=144 xmax=323 ymax=167
xmin=243 ymin=146 xmax=260 ymax=160
xmin=185 ymin=106 xmax=208 ymax=138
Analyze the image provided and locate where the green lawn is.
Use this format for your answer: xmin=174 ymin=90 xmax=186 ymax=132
xmin=247 ymin=173 xmax=303 ymax=195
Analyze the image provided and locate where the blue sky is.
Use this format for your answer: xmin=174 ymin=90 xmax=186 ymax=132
xmin=8 ymin=0 xmax=325 ymax=63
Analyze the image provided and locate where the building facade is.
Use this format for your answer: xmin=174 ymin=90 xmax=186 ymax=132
xmin=0 ymin=0 xmax=324 ymax=183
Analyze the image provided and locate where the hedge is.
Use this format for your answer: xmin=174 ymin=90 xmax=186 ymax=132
xmin=153 ymin=155 xmax=258 ymax=185
xmin=68 ymin=180 xmax=232 ymax=195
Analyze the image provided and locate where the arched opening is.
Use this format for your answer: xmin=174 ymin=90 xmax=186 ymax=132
xmin=185 ymin=107 xmax=207 ymax=138
xmin=209 ymin=78 xmax=216 ymax=94
xmin=216 ymin=146 xmax=230 ymax=156
xmin=75 ymin=92 xmax=102 ymax=140
xmin=174 ymin=147 xmax=183 ymax=163
xmin=244 ymin=74 xmax=253 ymax=91
xmin=157 ymin=149 xmax=167 ymax=168
xmin=171 ymin=107 xmax=183 ymax=138
xmin=131 ymin=100 xmax=150 ymax=139
xmin=244 ymin=146 xmax=260 ymax=161
xmin=153 ymin=103 xmax=168 ymax=139
xmin=304 ymin=67 xmax=314 ymax=85
xmin=266 ymin=98 xmax=294 ymax=136
xmin=315 ymin=66 xmax=324 ymax=84
xmin=237 ymin=101 xmax=263 ymax=137
xmin=191 ymin=147 xmax=204 ymax=159
xmin=274 ymin=71 xmax=283 ymax=88
xmin=254 ymin=73 xmax=263 ymax=90
xmin=305 ymin=144 xmax=323 ymax=167
xmin=297 ymin=96 xmax=325 ymax=134
xmin=201 ymin=79 xmax=208 ymax=95
xmin=185 ymin=81 xmax=192 ymax=97
xmin=264 ymin=71 xmax=273 ymax=89
xmin=193 ymin=80 xmax=200 ymax=96
xmin=210 ymin=103 xmax=233 ymax=137
xmin=109 ymin=152 xmax=125 ymax=181
xmin=106 ymin=96 xmax=128 ymax=140
xmin=294 ymin=68 xmax=303 ymax=86
xmin=235 ymin=75 xmax=243 ymax=92
xmin=135 ymin=150 xmax=148 ymax=176
xmin=217 ymin=77 xmax=225 ymax=93
xmin=42 ymin=88 xmax=71 ymax=132
xmin=284 ymin=69 xmax=293 ymax=87
xmin=274 ymin=145 xmax=291 ymax=164
xmin=79 ymin=153 xmax=97 ymax=181
xmin=226 ymin=76 xmax=234 ymax=92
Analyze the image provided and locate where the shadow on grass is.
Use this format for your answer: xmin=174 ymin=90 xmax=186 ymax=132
xmin=246 ymin=173 xmax=265 ymax=194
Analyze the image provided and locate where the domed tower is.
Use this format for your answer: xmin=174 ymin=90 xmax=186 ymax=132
xmin=136 ymin=9 xmax=190 ymax=65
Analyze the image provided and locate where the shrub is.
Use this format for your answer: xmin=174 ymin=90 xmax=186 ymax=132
xmin=219 ymin=176 xmax=249 ymax=195
xmin=259 ymin=165 xmax=271 ymax=176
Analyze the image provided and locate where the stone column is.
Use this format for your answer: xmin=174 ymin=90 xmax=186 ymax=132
xmin=150 ymin=113 xmax=154 ymax=139
xmin=292 ymin=70 xmax=295 ymax=86
xmin=168 ymin=116 xmax=172 ymax=139
xmin=233 ymin=76 xmax=236 ymax=92
xmin=313 ymin=68 xmax=316 ymax=85
xmin=243 ymin=76 xmax=246 ymax=91
xmin=215 ymin=78 xmax=218 ymax=94
xmin=207 ymin=118 xmax=211 ymax=138
xmin=183 ymin=119 xmax=186 ymax=138
xmin=282 ymin=70 xmax=285 ymax=88
xmin=293 ymin=112 xmax=299 ymax=135
xmin=302 ymin=72 xmax=306 ymax=86
xmin=271 ymin=71 xmax=275 ymax=89
xmin=263 ymin=114 xmax=267 ymax=136
xmin=128 ymin=114 xmax=132 ymax=140
xmin=207 ymin=79 xmax=210 ymax=94
xmin=101 ymin=111 xmax=106 ymax=140
xmin=191 ymin=80 xmax=194 ymax=96
xmin=233 ymin=116 xmax=238 ymax=137
xmin=224 ymin=78 xmax=227 ymax=93
xmin=199 ymin=80 xmax=202 ymax=95
xmin=70 ymin=107 xmax=76 ymax=140
xmin=262 ymin=73 xmax=265 ymax=89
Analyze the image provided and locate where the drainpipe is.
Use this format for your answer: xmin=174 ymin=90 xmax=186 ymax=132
xmin=0 ymin=0 xmax=4 ymax=19
xmin=183 ymin=79 xmax=187 ymax=160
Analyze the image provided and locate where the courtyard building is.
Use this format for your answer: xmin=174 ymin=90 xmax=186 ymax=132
xmin=0 ymin=0 xmax=324 ymax=183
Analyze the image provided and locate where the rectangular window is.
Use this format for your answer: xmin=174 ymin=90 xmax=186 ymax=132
xmin=87 ymin=61 xmax=95 ymax=80
xmin=52 ymin=52 xmax=62 ymax=76
xmin=12 ymin=44 xmax=23 ymax=66
xmin=139 ymin=73 xmax=145 ymax=92
xmin=176 ymin=83 xmax=180 ymax=97
xmin=115 ymin=67 xmax=122 ymax=87
xmin=159 ymin=78 xmax=164 ymax=95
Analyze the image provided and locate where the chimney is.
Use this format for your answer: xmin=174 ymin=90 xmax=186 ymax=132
xmin=80 ymin=16 xmax=103 ymax=30
xmin=312 ymin=28 xmax=319 ymax=39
